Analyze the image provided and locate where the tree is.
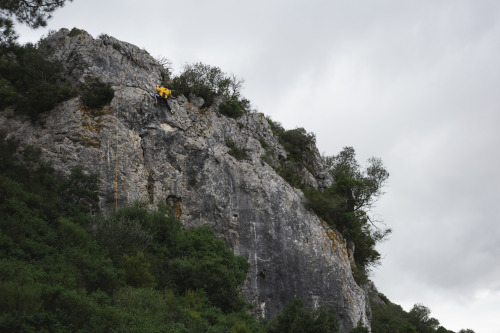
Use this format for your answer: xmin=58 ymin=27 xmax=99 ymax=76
xmin=1 ymin=0 xmax=71 ymax=47
xmin=408 ymin=303 xmax=440 ymax=333
xmin=326 ymin=146 xmax=389 ymax=214
xmin=0 ymin=0 xmax=72 ymax=28
xmin=306 ymin=147 xmax=391 ymax=273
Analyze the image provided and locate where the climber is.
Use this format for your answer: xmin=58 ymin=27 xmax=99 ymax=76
xmin=154 ymin=84 xmax=174 ymax=113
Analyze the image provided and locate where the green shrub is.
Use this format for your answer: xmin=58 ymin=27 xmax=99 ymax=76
xmin=0 ymin=43 xmax=76 ymax=119
xmin=171 ymin=62 xmax=244 ymax=107
xmin=226 ymin=139 xmax=249 ymax=160
xmin=68 ymin=27 xmax=84 ymax=37
xmin=80 ymin=77 xmax=114 ymax=110
xmin=279 ymin=127 xmax=316 ymax=163
xmin=0 ymin=281 xmax=43 ymax=315
xmin=120 ymin=251 xmax=155 ymax=288
xmin=219 ymin=97 xmax=245 ymax=118
xmin=0 ymin=78 xmax=17 ymax=109
xmin=268 ymin=298 xmax=340 ymax=333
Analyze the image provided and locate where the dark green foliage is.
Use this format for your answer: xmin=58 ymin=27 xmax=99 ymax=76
xmin=0 ymin=0 xmax=72 ymax=29
xmin=408 ymin=304 xmax=440 ymax=333
xmin=268 ymin=298 xmax=340 ymax=333
xmin=79 ymin=76 xmax=114 ymax=110
xmin=370 ymin=293 xmax=462 ymax=333
xmin=0 ymin=17 xmax=18 ymax=46
xmin=266 ymin=117 xmax=285 ymax=137
xmin=279 ymin=127 xmax=316 ymax=164
xmin=167 ymin=226 xmax=250 ymax=313
xmin=171 ymin=62 xmax=246 ymax=108
xmin=120 ymin=251 xmax=155 ymax=288
xmin=219 ymin=96 xmax=247 ymax=118
xmin=0 ymin=43 xmax=75 ymax=119
xmin=305 ymin=147 xmax=391 ymax=276
xmin=68 ymin=27 xmax=84 ymax=37
xmin=265 ymin=124 xmax=317 ymax=189
xmin=226 ymin=139 xmax=249 ymax=160
xmin=371 ymin=296 xmax=418 ymax=333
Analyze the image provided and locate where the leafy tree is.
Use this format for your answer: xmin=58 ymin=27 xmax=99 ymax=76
xmin=408 ymin=303 xmax=440 ymax=333
xmin=0 ymin=0 xmax=72 ymax=29
xmin=306 ymin=147 xmax=390 ymax=274
xmin=325 ymin=146 xmax=389 ymax=214
xmin=279 ymin=127 xmax=316 ymax=164
xmin=1 ymin=0 xmax=72 ymax=47
xmin=0 ymin=17 xmax=17 ymax=46
xmin=370 ymin=296 xmax=417 ymax=333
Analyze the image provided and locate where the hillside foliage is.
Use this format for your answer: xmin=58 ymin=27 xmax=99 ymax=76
xmin=370 ymin=292 xmax=470 ymax=333
xmin=169 ymin=62 xmax=250 ymax=117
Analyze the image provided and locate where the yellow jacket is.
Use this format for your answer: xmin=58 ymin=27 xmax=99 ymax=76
xmin=156 ymin=86 xmax=171 ymax=98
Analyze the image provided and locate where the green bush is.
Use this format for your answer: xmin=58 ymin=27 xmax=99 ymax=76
xmin=171 ymin=62 xmax=244 ymax=107
xmin=226 ymin=139 xmax=249 ymax=161
xmin=219 ymin=97 xmax=246 ymax=118
xmin=0 ymin=78 xmax=17 ymax=109
xmin=279 ymin=127 xmax=316 ymax=164
xmin=120 ymin=251 xmax=155 ymax=288
xmin=268 ymin=298 xmax=340 ymax=333
xmin=80 ymin=76 xmax=114 ymax=110
xmin=68 ymin=27 xmax=84 ymax=37
xmin=0 ymin=43 xmax=76 ymax=119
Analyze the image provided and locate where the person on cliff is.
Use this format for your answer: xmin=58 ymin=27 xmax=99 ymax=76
xmin=154 ymin=84 xmax=174 ymax=113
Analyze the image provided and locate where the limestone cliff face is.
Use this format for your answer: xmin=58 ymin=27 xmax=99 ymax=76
xmin=0 ymin=29 xmax=370 ymax=331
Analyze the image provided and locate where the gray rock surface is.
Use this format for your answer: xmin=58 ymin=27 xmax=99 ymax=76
xmin=0 ymin=29 xmax=371 ymax=332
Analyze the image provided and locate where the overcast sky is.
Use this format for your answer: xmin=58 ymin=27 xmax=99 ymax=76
xmin=16 ymin=1 xmax=500 ymax=332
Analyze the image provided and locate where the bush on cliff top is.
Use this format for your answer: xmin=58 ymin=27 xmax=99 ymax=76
xmin=0 ymin=42 xmax=75 ymax=119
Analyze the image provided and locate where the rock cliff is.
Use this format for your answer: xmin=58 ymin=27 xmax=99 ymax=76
xmin=0 ymin=29 xmax=370 ymax=332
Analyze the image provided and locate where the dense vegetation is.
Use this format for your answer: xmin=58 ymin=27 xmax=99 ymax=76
xmin=370 ymin=292 xmax=474 ymax=333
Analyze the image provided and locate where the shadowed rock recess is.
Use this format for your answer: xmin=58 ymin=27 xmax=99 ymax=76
xmin=0 ymin=29 xmax=371 ymax=332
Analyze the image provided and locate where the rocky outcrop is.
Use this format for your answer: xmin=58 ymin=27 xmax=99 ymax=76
xmin=0 ymin=29 xmax=370 ymax=331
